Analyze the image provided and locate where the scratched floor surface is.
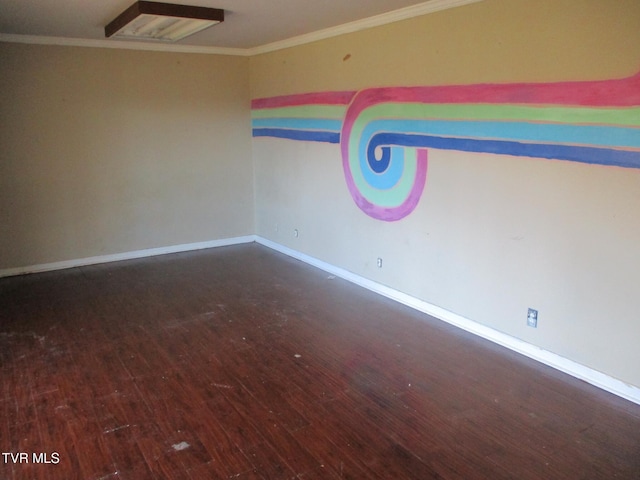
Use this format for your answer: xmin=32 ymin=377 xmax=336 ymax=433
xmin=1 ymin=243 xmax=639 ymax=479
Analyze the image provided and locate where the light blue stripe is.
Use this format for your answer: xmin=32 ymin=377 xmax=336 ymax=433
xmin=359 ymin=146 xmax=406 ymax=190
xmin=252 ymin=117 xmax=343 ymax=132
xmin=360 ymin=119 xmax=640 ymax=149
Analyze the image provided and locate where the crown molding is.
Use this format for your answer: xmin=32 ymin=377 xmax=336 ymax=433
xmin=0 ymin=33 xmax=249 ymax=56
xmin=247 ymin=0 xmax=483 ymax=55
xmin=0 ymin=0 xmax=482 ymax=56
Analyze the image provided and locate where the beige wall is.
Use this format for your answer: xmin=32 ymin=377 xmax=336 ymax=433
xmin=250 ymin=0 xmax=640 ymax=96
xmin=0 ymin=43 xmax=253 ymax=269
xmin=251 ymin=0 xmax=640 ymax=387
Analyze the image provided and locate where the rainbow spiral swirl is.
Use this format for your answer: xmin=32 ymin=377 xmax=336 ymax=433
xmin=253 ymin=71 xmax=640 ymax=222
xmin=341 ymin=91 xmax=429 ymax=222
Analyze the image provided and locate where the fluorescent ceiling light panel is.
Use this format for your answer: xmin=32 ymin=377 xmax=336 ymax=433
xmin=105 ymin=1 xmax=224 ymax=42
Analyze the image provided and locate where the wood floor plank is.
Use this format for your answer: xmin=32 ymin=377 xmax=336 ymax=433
xmin=221 ymin=384 xmax=322 ymax=477
xmin=242 ymin=441 xmax=298 ymax=479
xmin=1 ymin=244 xmax=639 ymax=479
xmin=201 ymin=392 xmax=265 ymax=451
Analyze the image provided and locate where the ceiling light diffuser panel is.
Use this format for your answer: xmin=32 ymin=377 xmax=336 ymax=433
xmin=105 ymin=1 xmax=224 ymax=42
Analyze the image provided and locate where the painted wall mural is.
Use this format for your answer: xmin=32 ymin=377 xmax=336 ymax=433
xmin=252 ymin=72 xmax=640 ymax=221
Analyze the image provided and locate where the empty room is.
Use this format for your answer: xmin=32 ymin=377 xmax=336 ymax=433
xmin=1 ymin=0 xmax=639 ymax=478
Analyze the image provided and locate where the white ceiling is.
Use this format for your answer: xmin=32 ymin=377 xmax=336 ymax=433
xmin=0 ymin=0 xmax=477 ymax=52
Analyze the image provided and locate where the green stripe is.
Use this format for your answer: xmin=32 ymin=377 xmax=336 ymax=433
xmin=353 ymin=103 xmax=640 ymax=127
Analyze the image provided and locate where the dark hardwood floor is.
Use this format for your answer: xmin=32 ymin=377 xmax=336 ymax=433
xmin=0 ymin=243 xmax=638 ymax=479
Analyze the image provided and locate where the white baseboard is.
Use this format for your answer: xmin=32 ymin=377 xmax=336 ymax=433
xmin=3 ymin=234 xmax=638 ymax=405
xmin=255 ymin=236 xmax=640 ymax=406
xmin=0 ymin=235 xmax=256 ymax=278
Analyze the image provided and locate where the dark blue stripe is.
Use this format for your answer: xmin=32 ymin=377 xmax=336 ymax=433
xmin=253 ymin=128 xmax=341 ymax=144
xmin=370 ymin=133 xmax=640 ymax=169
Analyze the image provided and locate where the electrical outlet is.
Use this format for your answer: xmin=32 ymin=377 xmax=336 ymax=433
xmin=377 ymin=257 xmax=383 ymax=268
xmin=527 ymin=308 xmax=538 ymax=328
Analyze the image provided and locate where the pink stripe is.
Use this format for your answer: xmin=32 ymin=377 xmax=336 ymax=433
xmin=346 ymin=71 xmax=640 ymax=110
xmin=251 ymin=91 xmax=357 ymax=109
